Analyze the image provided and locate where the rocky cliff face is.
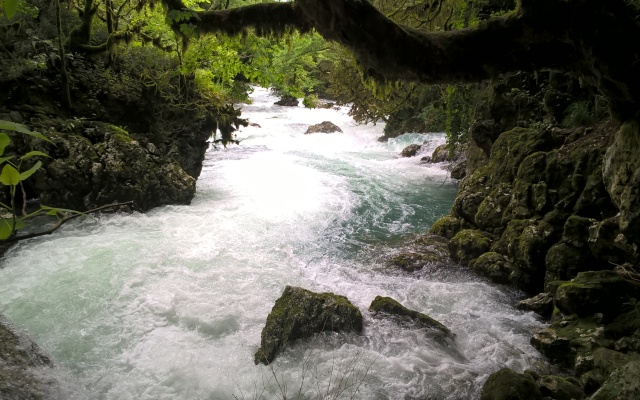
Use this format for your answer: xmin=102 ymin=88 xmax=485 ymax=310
xmin=430 ymin=72 xmax=640 ymax=398
xmin=0 ymin=48 xmax=216 ymax=212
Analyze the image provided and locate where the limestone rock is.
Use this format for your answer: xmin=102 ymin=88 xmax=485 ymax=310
xmin=0 ymin=314 xmax=56 ymax=400
xmin=430 ymin=144 xmax=450 ymax=163
xmin=590 ymin=360 xmax=640 ymax=400
xmin=554 ymin=270 xmax=640 ymax=320
xmin=388 ymin=234 xmax=450 ymax=272
xmin=471 ymin=252 xmax=514 ymax=284
xmin=448 ymin=229 xmax=493 ymax=266
xmin=400 ymin=144 xmax=422 ymax=157
xmin=429 ymin=215 xmax=463 ymax=240
xmin=255 ymin=286 xmax=362 ymax=365
xmin=369 ymin=296 xmax=454 ymax=338
xmin=480 ymin=368 xmax=542 ymax=400
xmin=30 ymin=125 xmax=196 ymax=211
xmin=537 ymin=375 xmax=585 ymax=400
xmin=516 ymin=292 xmax=554 ymax=318
xmin=450 ymin=160 xmax=467 ymax=179
xmin=603 ymin=121 xmax=640 ymax=242
xmin=304 ymin=121 xmax=343 ymax=134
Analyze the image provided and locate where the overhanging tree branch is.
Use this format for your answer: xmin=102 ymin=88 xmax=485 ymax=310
xmin=3 ymin=201 xmax=134 ymax=243
xmin=158 ymin=0 xmax=640 ymax=120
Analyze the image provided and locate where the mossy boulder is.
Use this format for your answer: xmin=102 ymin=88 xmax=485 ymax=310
xmin=554 ymin=270 xmax=640 ymax=321
xmin=530 ymin=317 xmax=610 ymax=368
xmin=448 ymin=229 xmax=493 ymax=266
xmin=430 ymin=144 xmax=450 ymax=163
xmin=369 ymin=296 xmax=454 ymax=338
xmin=475 ymin=183 xmax=513 ymax=233
xmin=471 ymin=252 xmax=514 ymax=284
xmin=481 ymin=368 xmax=542 ymax=400
xmin=429 ymin=215 xmax=463 ymax=240
xmin=255 ymin=286 xmax=362 ymax=365
xmin=389 ymin=234 xmax=450 ymax=272
xmin=304 ymin=121 xmax=343 ymax=134
xmin=29 ymin=123 xmax=196 ymax=212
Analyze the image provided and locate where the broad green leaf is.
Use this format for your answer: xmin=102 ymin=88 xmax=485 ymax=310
xmin=4 ymin=0 xmax=19 ymax=19
xmin=0 ymin=164 xmax=21 ymax=186
xmin=0 ymin=121 xmax=53 ymax=143
xmin=20 ymin=151 xmax=50 ymax=160
xmin=0 ymin=133 xmax=9 ymax=156
xmin=14 ymin=218 xmax=25 ymax=230
xmin=19 ymin=161 xmax=42 ymax=181
xmin=0 ymin=219 xmax=13 ymax=240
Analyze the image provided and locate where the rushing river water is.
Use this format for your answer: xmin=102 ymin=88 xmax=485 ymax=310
xmin=0 ymin=88 xmax=544 ymax=399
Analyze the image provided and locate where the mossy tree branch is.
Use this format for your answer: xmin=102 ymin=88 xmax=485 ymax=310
xmin=159 ymin=0 xmax=640 ymax=120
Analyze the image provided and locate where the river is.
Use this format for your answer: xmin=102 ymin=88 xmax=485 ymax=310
xmin=0 ymin=87 xmax=544 ymax=399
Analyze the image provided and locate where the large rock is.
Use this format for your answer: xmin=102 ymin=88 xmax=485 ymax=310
xmin=400 ymin=144 xmax=422 ymax=157
xmin=515 ymin=292 xmax=554 ymax=318
xmin=590 ymin=360 xmax=640 ymax=400
xmin=554 ymin=270 xmax=640 ymax=321
xmin=29 ymin=124 xmax=195 ymax=212
xmin=448 ymin=229 xmax=493 ymax=266
xmin=471 ymin=251 xmax=514 ymax=284
xmin=304 ymin=121 xmax=343 ymax=134
xmin=369 ymin=296 xmax=454 ymax=338
xmin=481 ymin=368 xmax=542 ymax=400
xmin=388 ymin=234 xmax=450 ymax=272
xmin=255 ymin=286 xmax=362 ymax=365
xmin=0 ymin=314 xmax=69 ymax=399
xmin=430 ymin=144 xmax=450 ymax=163
xmin=537 ymin=375 xmax=585 ymax=400
xmin=274 ymin=95 xmax=299 ymax=106
xmin=603 ymin=121 xmax=640 ymax=245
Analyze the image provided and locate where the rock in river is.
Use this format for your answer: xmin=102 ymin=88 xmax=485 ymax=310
xmin=255 ymin=286 xmax=362 ymax=365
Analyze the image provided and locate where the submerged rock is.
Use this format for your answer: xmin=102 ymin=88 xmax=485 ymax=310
xmin=0 ymin=314 xmax=56 ymax=399
xmin=368 ymin=296 xmax=454 ymax=338
xmin=388 ymin=234 xmax=450 ymax=272
xmin=274 ymin=96 xmax=299 ymax=107
xmin=255 ymin=286 xmax=362 ymax=365
xmin=304 ymin=121 xmax=343 ymax=134
xmin=481 ymin=368 xmax=542 ymax=400
xmin=400 ymin=144 xmax=422 ymax=157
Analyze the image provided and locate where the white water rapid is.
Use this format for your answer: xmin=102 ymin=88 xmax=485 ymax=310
xmin=0 ymin=87 xmax=545 ymax=399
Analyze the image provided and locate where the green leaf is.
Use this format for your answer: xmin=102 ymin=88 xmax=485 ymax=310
xmin=0 ymin=133 xmax=9 ymax=156
xmin=0 ymin=219 xmax=13 ymax=240
xmin=4 ymin=0 xmax=19 ymax=19
xmin=19 ymin=161 xmax=42 ymax=181
xmin=20 ymin=151 xmax=50 ymax=160
xmin=0 ymin=156 xmax=15 ymax=165
xmin=0 ymin=164 xmax=21 ymax=185
xmin=0 ymin=121 xmax=52 ymax=143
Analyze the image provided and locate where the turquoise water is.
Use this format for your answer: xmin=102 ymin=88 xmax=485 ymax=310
xmin=0 ymin=88 xmax=543 ymax=399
